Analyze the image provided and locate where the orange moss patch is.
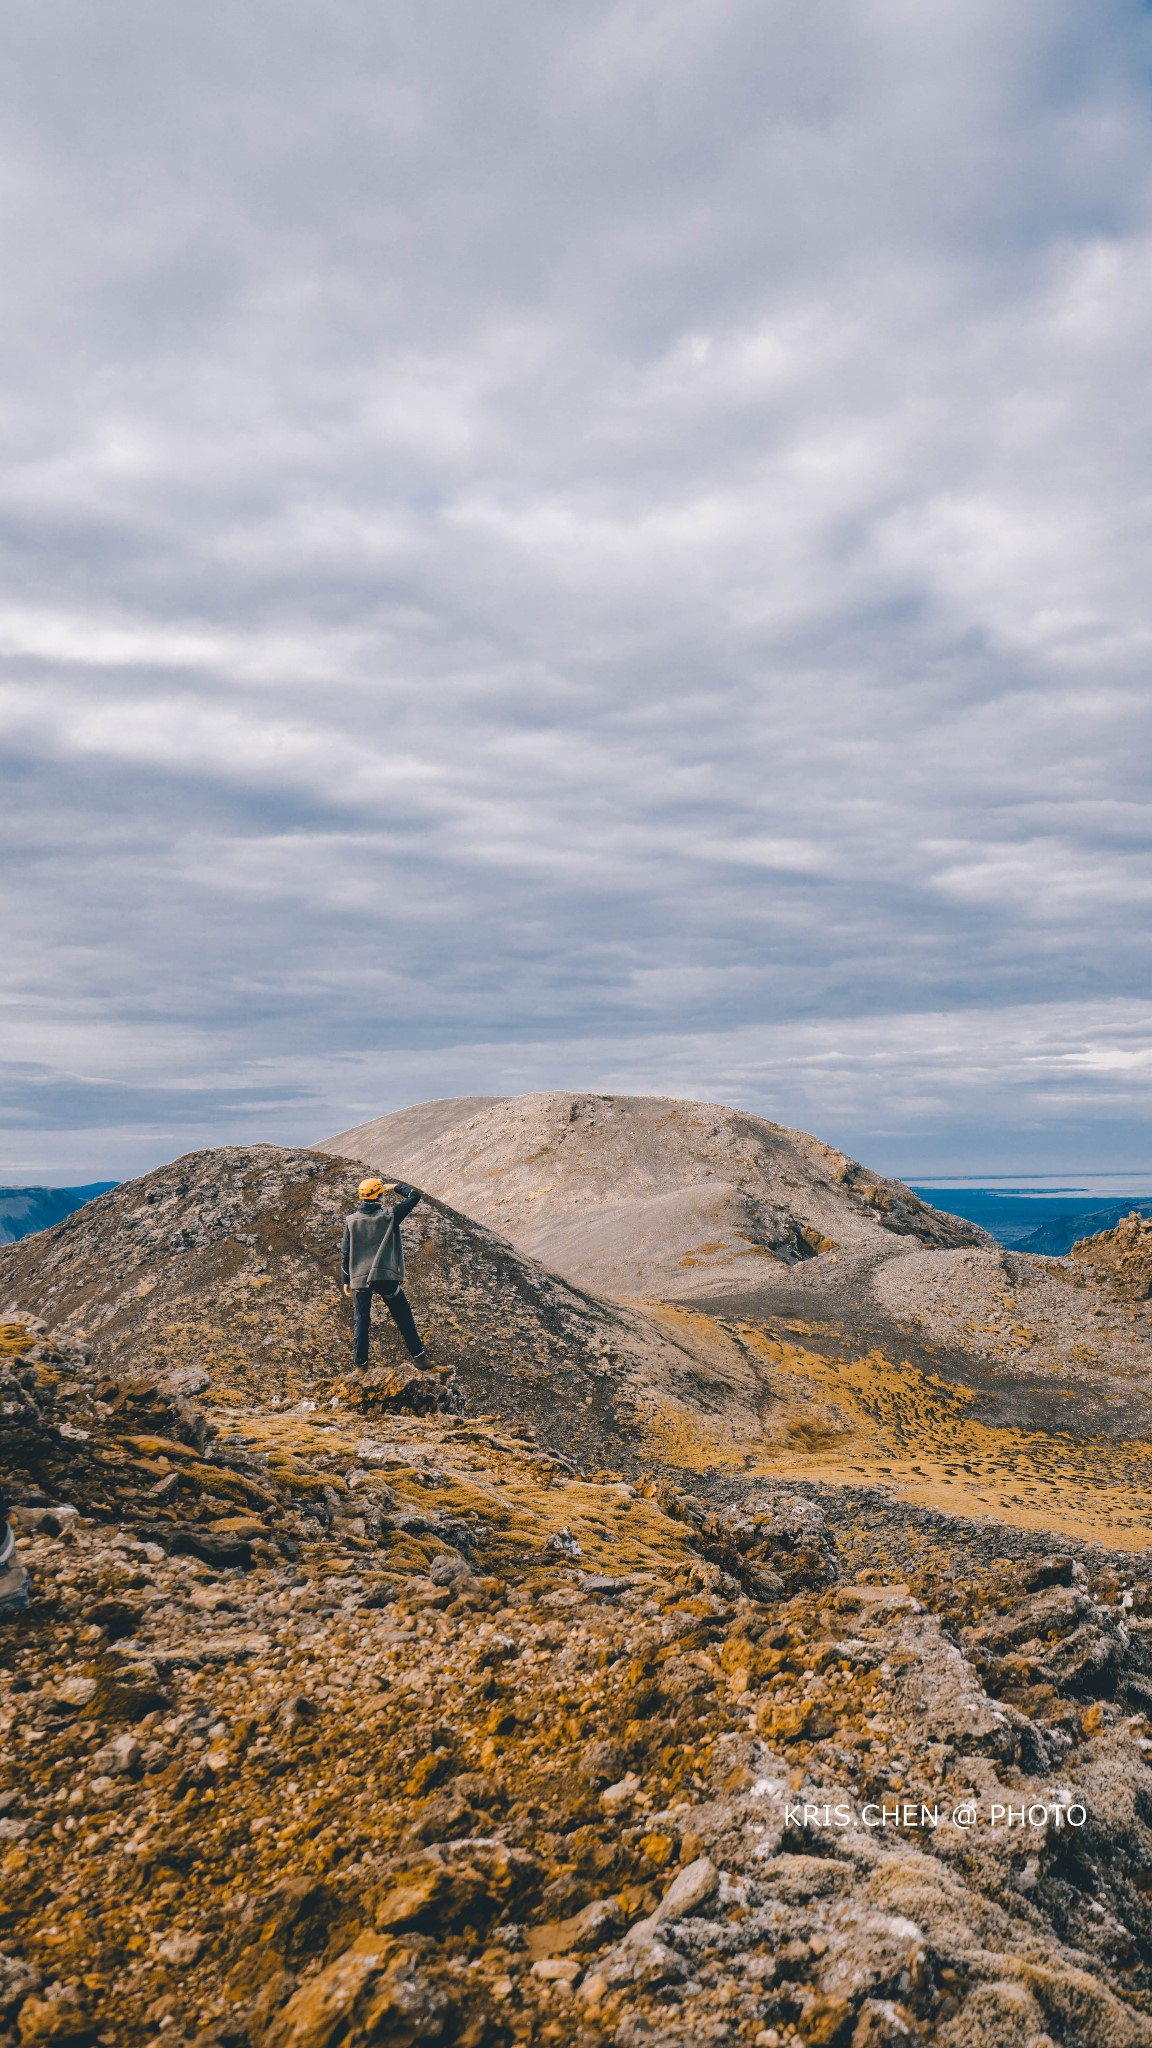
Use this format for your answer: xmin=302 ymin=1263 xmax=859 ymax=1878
xmin=234 ymin=1411 xmax=701 ymax=1575
xmin=730 ymin=1325 xmax=1152 ymax=1550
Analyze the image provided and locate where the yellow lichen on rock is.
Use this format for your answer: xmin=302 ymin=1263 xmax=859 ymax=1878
xmin=1073 ymin=1210 xmax=1152 ymax=1299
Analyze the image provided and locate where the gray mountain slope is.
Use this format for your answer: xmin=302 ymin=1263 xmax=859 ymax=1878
xmin=331 ymin=1095 xmax=509 ymax=1166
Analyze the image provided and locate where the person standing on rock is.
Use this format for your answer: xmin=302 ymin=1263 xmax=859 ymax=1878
xmin=342 ymin=1177 xmax=427 ymax=1369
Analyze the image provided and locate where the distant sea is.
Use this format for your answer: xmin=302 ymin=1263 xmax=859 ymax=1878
xmin=909 ymin=1177 xmax=1152 ymax=1256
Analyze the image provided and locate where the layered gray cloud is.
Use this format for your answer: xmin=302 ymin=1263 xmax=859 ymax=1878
xmin=2 ymin=0 xmax=1151 ymax=1181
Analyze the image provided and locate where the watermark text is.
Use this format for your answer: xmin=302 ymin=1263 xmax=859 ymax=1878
xmin=784 ymin=1800 xmax=1086 ymax=1832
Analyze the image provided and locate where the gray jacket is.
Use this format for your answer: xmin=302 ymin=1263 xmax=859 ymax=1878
xmin=341 ymin=1186 xmax=422 ymax=1291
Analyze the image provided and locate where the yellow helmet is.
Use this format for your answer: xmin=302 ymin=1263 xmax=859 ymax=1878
xmin=358 ymin=1177 xmax=386 ymax=1202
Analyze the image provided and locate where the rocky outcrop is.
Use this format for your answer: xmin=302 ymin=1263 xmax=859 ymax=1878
xmin=1073 ymin=1212 xmax=1152 ymax=1300
xmin=871 ymin=1238 xmax=1152 ymax=1401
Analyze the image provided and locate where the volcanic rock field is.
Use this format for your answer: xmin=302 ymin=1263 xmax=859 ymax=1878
xmin=3 ymin=1094 xmax=1152 ymax=2047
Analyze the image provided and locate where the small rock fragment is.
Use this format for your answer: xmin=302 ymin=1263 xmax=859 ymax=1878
xmin=526 ymin=1897 xmax=620 ymax=1959
xmin=579 ymin=1739 xmax=628 ymax=1787
xmin=531 ymin=1957 xmax=582 ymax=1985
xmin=0 ymin=1955 xmax=41 ymax=2024
xmin=155 ymin=1931 xmax=204 ymax=1966
xmin=600 ymin=1772 xmax=641 ymax=1815
xmin=649 ymin=1854 xmax=719 ymax=1925
xmin=92 ymin=1733 xmax=141 ymax=1775
xmin=51 ymin=1676 xmax=97 ymax=1711
xmin=599 ymin=1927 xmax=686 ymax=1990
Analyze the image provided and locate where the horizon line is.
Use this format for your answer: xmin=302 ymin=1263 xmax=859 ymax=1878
xmin=905 ymin=1173 xmax=1152 ymax=1182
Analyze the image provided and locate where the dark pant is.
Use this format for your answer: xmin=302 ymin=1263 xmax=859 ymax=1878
xmin=353 ymin=1285 xmax=424 ymax=1366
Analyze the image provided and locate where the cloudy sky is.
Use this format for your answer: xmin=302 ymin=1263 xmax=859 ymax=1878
xmin=3 ymin=0 xmax=1151 ymax=1184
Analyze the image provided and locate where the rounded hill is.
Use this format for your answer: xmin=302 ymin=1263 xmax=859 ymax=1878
xmin=319 ymin=1091 xmax=985 ymax=1301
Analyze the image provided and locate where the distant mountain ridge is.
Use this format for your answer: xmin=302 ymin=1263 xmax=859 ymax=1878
xmin=0 ymin=1183 xmax=118 ymax=1246
xmin=1020 ymin=1202 xmax=1152 ymax=1255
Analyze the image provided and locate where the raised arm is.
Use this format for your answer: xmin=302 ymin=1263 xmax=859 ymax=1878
xmin=394 ymin=1184 xmax=423 ymax=1221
